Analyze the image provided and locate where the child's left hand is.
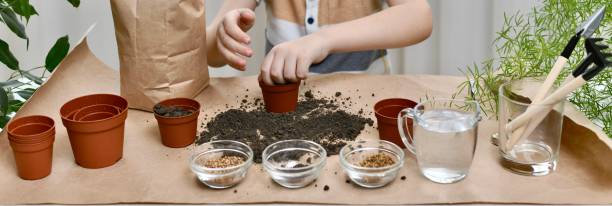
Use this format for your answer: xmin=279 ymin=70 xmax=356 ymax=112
xmin=259 ymin=34 xmax=331 ymax=85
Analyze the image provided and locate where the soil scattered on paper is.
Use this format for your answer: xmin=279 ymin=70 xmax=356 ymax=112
xmin=154 ymin=104 xmax=193 ymax=117
xmin=197 ymin=90 xmax=374 ymax=163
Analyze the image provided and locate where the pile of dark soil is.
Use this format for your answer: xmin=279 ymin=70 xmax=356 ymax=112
xmin=197 ymin=90 xmax=374 ymax=163
xmin=154 ymin=104 xmax=193 ymax=117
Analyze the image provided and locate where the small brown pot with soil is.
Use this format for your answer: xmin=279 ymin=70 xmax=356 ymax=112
xmin=60 ymin=94 xmax=128 ymax=169
xmin=374 ymin=98 xmax=417 ymax=148
xmin=154 ymin=98 xmax=200 ymax=148
xmin=6 ymin=115 xmax=55 ymax=180
xmin=258 ymin=80 xmax=300 ymax=113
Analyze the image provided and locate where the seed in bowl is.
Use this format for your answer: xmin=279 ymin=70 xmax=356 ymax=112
xmin=359 ymin=153 xmax=396 ymax=168
xmin=200 ymin=155 xmax=245 ymax=168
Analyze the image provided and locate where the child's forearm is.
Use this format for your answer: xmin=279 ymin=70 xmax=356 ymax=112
xmin=315 ymin=0 xmax=432 ymax=54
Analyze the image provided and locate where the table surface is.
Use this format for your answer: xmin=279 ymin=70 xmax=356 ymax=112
xmin=0 ymin=39 xmax=611 ymax=205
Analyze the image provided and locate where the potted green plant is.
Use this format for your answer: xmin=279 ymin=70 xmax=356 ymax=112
xmin=455 ymin=0 xmax=611 ymax=137
xmin=0 ymin=0 xmax=80 ymax=128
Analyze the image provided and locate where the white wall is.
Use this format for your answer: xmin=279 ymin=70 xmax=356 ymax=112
xmin=0 ymin=0 xmax=537 ymax=80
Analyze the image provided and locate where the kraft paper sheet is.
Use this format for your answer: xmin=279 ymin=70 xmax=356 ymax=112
xmin=0 ymin=38 xmax=610 ymax=205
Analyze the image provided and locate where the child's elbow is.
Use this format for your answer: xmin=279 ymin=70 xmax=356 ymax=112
xmin=397 ymin=0 xmax=432 ymax=46
xmin=419 ymin=14 xmax=433 ymax=43
xmin=412 ymin=4 xmax=433 ymax=45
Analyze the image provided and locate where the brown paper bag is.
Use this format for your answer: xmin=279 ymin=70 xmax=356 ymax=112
xmin=110 ymin=0 xmax=209 ymax=111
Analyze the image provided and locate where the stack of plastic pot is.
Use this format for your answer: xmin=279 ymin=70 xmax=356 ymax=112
xmin=60 ymin=94 xmax=128 ymax=169
xmin=6 ymin=115 xmax=56 ymax=180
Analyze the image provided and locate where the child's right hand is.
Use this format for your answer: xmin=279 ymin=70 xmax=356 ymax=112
xmin=216 ymin=8 xmax=255 ymax=70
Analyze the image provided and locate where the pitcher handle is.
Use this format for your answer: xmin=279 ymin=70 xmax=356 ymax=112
xmin=397 ymin=108 xmax=416 ymax=154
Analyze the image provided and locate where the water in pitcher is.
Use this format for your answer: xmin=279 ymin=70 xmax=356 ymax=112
xmin=413 ymin=109 xmax=478 ymax=183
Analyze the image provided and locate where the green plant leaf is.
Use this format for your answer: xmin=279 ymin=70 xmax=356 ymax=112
xmin=21 ymin=71 xmax=42 ymax=84
xmin=0 ymin=87 xmax=8 ymax=117
xmin=0 ymin=39 xmax=19 ymax=70
xmin=0 ymin=7 xmax=27 ymax=39
xmin=0 ymin=79 xmax=24 ymax=88
xmin=45 ymin=36 xmax=69 ymax=72
xmin=66 ymin=0 xmax=80 ymax=7
xmin=16 ymin=88 xmax=35 ymax=100
xmin=0 ymin=115 xmax=10 ymax=129
xmin=7 ymin=0 xmax=38 ymax=22
xmin=8 ymin=99 xmax=23 ymax=113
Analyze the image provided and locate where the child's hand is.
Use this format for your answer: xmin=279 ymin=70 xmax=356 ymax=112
xmin=216 ymin=9 xmax=255 ymax=70
xmin=259 ymin=34 xmax=331 ymax=85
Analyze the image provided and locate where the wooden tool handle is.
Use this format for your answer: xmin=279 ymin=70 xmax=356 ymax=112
xmin=533 ymin=57 xmax=568 ymax=102
xmin=507 ymin=57 xmax=568 ymax=149
xmin=506 ymin=57 xmax=568 ymax=131
xmin=504 ymin=77 xmax=586 ymax=150
xmin=509 ymin=74 xmax=578 ymax=150
xmin=505 ymin=105 xmax=553 ymax=151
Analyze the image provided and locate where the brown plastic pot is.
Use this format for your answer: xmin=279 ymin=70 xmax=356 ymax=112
xmin=73 ymin=104 xmax=120 ymax=121
xmin=78 ymin=112 xmax=116 ymax=121
xmin=154 ymin=98 xmax=200 ymax=148
xmin=258 ymin=80 xmax=300 ymax=113
xmin=60 ymin=94 xmax=128 ymax=169
xmin=9 ymin=123 xmax=53 ymax=144
xmin=7 ymin=115 xmax=55 ymax=144
xmin=374 ymin=98 xmax=417 ymax=148
xmin=6 ymin=115 xmax=55 ymax=180
xmin=9 ymin=138 xmax=55 ymax=180
xmin=60 ymin=94 xmax=128 ymax=120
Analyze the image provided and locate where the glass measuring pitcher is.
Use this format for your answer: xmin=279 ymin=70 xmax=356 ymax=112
xmin=398 ymin=99 xmax=481 ymax=183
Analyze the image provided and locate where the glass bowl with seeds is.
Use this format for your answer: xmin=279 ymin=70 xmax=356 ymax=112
xmin=340 ymin=139 xmax=404 ymax=188
xmin=190 ymin=140 xmax=253 ymax=189
xmin=262 ymin=139 xmax=327 ymax=188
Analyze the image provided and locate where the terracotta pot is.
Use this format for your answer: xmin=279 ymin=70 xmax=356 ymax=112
xmin=60 ymin=94 xmax=128 ymax=169
xmin=7 ymin=115 xmax=55 ymax=144
xmin=258 ymin=80 xmax=300 ymax=113
xmin=374 ymin=98 xmax=417 ymax=148
xmin=73 ymin=104 xmax=120 ymax=121
xmin=7 ymin=116 xmax=55 ymax=180
xmin=154 ymin=98 xmax=200 ymax=148
xmin=9 ymin=123 xmax=53 ymax=144
xmin=78 ymin=112 xmax=116 ymax=121
xmin=10 ymin=138 xmax=55 ymax=180
xmin=60 ymin=94 xmax=128 ymax=120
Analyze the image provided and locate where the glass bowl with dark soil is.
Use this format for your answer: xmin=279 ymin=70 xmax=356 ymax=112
xmin=262 ymin=139 xmax=326 ymax=188
xmin=190 ymin=140 xmax=253 ymax=189
xmin=340 ymin=139 xmax=405 ymax=188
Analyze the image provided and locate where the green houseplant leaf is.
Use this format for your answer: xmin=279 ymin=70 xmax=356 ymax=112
xmin=0 ymin=115 xmax=10 ymax=128
xmin=8 ymin=99 xmax=24 ymax=111
xmin=16 ymin=88 xmax=35 ymax=100
xmin=7 ymin=0 xmax=38 ymax=22
xmin=0 ymin=39 xmax=19 ymax=70
xmin=45 ymin=36 xmax=69 ymax=72
xmin=21 ymin=71 xmax=43 ymax=85
xmin=0 ymin=80 xmax=24 ymax=88
xmin=456 ymin=0 xmax=611 ymax=137
xmin=66 ymin=0 xmax=80 ymax=7
xmin=0 ymin=6 xmax=27 ymax=39
xmin=0 ymin=87 xmax=8 ymax=117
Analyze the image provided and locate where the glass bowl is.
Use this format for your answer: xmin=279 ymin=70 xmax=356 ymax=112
xmin=190 ymin=140 xmax=253 ymax=189
xmin=262 ymin=140 xmax=327 ymax=188
xmin=340 ymin=139 xmax=405 ymax=188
